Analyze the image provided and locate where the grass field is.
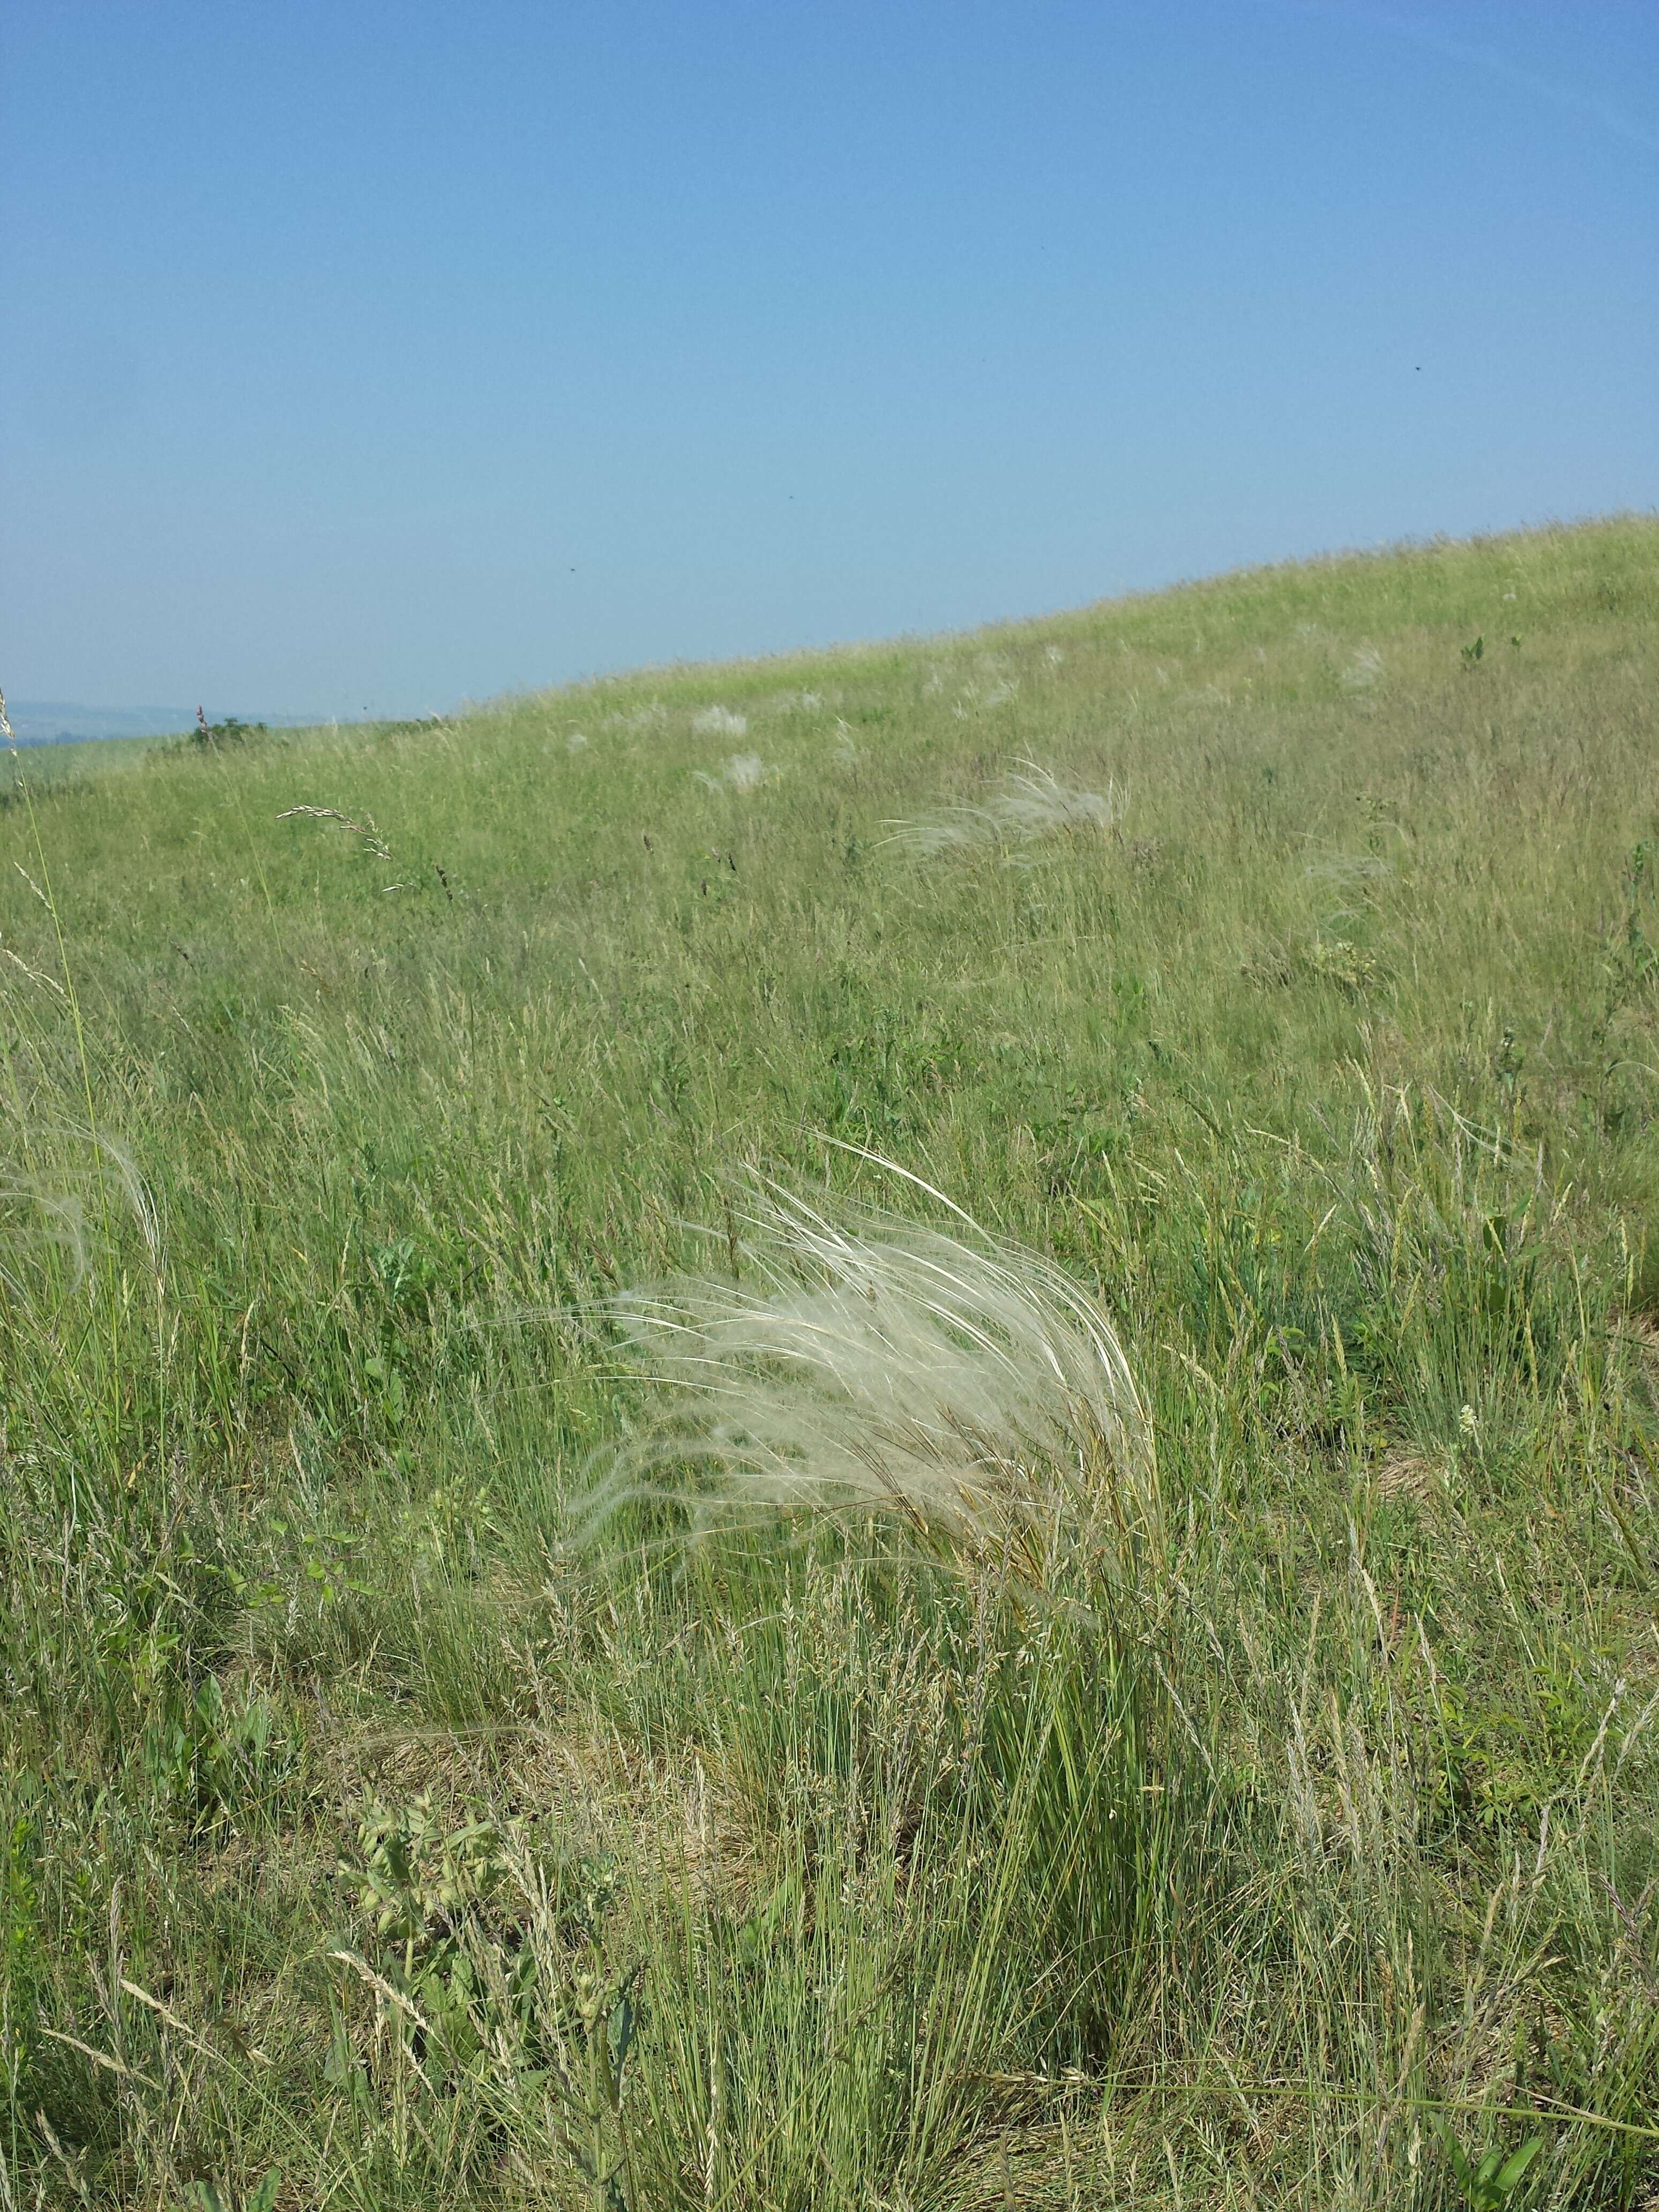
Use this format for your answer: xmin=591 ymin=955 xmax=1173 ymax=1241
xmin=3 ymin=515 xmax=1658 ymax=2210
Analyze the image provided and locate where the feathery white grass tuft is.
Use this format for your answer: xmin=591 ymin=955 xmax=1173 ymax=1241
xmin=581 ymin=1165 xmax=1152 ymax=1556
xmin=0 ymin=1174 xmax=92 ymax=1286
xmin=695 ymin=751 xmax=772 ymax=793
xmin=882 ymin=761 xmax=1122 ymax=862
xmin=0 ymin=1127 xmax=160 ymax=1288
xmin=691 ymin=705 xmax=749 ymax=738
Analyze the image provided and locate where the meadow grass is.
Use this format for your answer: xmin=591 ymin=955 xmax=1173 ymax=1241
xmin=2 ymin=515 xmax=1658 ymax=2208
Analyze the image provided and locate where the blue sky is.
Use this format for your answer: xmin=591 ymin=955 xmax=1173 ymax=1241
xmin=2 ymin=1 xmax=1655 ymax=720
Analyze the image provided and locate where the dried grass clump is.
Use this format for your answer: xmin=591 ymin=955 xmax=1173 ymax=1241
xmin=882 ymin=761 xmax=1121 ymax=862
xmin=581 ymin=1166 xmax=1152 ymax=1557
xmin=1374 ymin=1451 xmax=1449 ymax=1502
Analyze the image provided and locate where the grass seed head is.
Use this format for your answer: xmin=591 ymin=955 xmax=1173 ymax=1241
xmin=694 ymin=751 xmax=772 ymax=793
xmin=691 ymin=705 xmax=749 ymax=738
xmin=882 ymin=761 xmax=1122 ymax=861
xmin=579 ymin=1167 xmax=1152 ymax=1567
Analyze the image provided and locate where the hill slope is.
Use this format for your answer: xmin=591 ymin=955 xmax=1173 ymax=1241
xmin=3 ymin=517 xmax=1658 ymax=2208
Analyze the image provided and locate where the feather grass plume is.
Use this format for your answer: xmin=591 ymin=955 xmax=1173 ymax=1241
xmin=690 ymin=705 xmax=749 ymax=738
xmin=0 ymin=1126 xmax=160 ymax=1291
xmin=693 ymin=751 xmax=772 ymax=793
xmin=881 ymin=761 xmax=1121 ymax=862
xmin=580 ymin=1159 xmax=1153 ymax=1564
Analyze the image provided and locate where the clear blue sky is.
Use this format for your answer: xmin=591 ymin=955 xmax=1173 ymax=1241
xmin=3 ymin=2 xmax=1655 ymax=720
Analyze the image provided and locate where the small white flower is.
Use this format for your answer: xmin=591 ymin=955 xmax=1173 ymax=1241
xmin=566 ymin=730 xmax=589 ymax=752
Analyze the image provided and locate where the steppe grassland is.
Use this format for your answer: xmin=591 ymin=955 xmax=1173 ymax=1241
xmin=1 ymin=517 xmax=1658 ymax=2208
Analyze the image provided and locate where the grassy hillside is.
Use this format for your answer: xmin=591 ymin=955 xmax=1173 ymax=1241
xmin=3 ymin=516 xmax=1658 ymax=2210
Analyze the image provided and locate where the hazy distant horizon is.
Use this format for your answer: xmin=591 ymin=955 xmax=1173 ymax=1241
xmin=3 ymin=699 xmax=355 ymax=745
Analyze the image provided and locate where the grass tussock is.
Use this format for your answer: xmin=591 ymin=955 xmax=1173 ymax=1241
xmin=881 ymin=760 xmax=1122 ymax=860
xmin=2 ymin=517 xmax=1659 ymax=2207
xmin=585 ymin=1166 xmax=1152 ymax=1557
